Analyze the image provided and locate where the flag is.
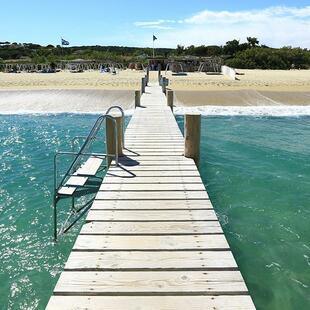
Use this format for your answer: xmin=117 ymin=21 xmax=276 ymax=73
xmin=61 ymin=38 xmax=70 ymax=46
xmin=153 ymin=35 xmax=157 ymax=41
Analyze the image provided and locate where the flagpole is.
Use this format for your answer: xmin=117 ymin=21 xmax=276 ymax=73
xmin=152 ymin=33 xmax=155 ymax=58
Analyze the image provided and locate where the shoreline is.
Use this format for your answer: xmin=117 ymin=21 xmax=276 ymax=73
xmin=0 ymin=70 xmax=309 ymax=114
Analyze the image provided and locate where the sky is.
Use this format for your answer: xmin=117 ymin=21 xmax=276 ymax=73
xmin=0 ymin=0 xmax=309 ymax=48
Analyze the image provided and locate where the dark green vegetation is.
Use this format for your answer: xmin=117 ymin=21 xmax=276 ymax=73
xmin=0 ymin=37 xmax=309 ymax=69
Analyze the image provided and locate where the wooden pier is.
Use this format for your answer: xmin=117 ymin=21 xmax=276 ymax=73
xmin=46 ymin=83 xmax=255 ymax=309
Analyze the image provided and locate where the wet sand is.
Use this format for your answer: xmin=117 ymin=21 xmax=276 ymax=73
xmin=175 ymin=90 xmax=310 ymax=106
xmin=0 ymin=89 xmax=134 ymax=113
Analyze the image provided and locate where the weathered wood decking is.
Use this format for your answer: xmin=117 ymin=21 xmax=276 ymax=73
xmin=46 ymin=84 xmax=256 ymax=309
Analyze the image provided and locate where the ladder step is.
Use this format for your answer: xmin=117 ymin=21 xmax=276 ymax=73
xmin=66 ymin=176 xmax=88 ymax=187
xmin=76 ymin=157 xmax=104 ymax=176
xmin=58 ymin=186 xmax=76 ymax=196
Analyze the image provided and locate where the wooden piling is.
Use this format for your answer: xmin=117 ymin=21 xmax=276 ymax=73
xmin=106 ymin=115 xmax=123 ymax=164
xmin=135 ymin=90 xmax=141 ymax=108
xmin=184 ymin=113 xmax=201 ymax=166
xmin=141 ymin=77 xmax=146 ymax=94
xmin=162 ymin=77 xmax=168 ymax=93
xmin=167 ymin=90 xmax=174 ymax=111
xmin=146 ymin=67 xmax=150 ymax=84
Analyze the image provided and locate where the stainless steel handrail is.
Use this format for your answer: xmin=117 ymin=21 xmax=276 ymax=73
xmin=53 ymin=114 xmax=119 ymax=241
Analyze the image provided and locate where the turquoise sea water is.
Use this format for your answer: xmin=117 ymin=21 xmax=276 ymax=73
xmin=0 ymin=114 xmax=309 ymax=309
xmin=177 ymin=115 xmax=310 ymax=309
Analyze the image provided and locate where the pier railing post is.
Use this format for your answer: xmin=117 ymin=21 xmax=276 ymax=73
xmin=141 ymin=77 xmax=146 ymax=94
xmin=135 ymin=90 xmax=141 ymax=108
xmin=162 ymin=77 xmax=168 ymax=93
xmin=184 ymin=113 xmax=201 ymax=166
xmin=167 ymin=90 xmax=174 ymax=111
xmin=106 ymin=115 xmax=123 ymax=165
xmin=158 ymin=64 xmax=161 ymax=82
xmin=146 ymin=66 xmax=150 ymax=84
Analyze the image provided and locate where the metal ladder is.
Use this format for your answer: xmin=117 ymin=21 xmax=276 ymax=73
xmin=53 ymin=107 xmax=124 ymax=241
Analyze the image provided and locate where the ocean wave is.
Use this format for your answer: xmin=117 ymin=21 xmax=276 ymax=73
xmin=0 ymin=109 xmax=135 ymax=116
xmin=173 ymin=105 xmax=310 ymax=117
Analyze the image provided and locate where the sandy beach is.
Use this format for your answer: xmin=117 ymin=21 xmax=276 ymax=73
xmin=164 ymin=69 xmax=310 ymax=91
xmin=0 ymin=70 xmax=144 ymax=90
xmin=0 ymin=69 xmax=309 ymax=111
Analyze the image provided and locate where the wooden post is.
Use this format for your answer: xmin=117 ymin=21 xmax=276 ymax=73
xmin=158 ymin=64 xmax=161 ymax=82
xmin=162 ymin=77 xmax=168 ymax=93
xmin=135 ymin=90 xmax=141 ymax=108
xmin=145 ymin=75 xmax=148 ymax=86
xmin=106 ymin=115 xmax=123 ymax=165
xmin=146 ymin=66 xmax=150 ymax=84
xmin=141 ymin=77 xmax=145 ymax=94
xmin=167 ymin=90 xmax=173 ymax=111
xmin=184 ymin=113 xmax=201 ymax=166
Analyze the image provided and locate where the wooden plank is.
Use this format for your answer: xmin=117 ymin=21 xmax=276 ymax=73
xmin=124 ymin=146 xmax=184 ymax=150
xmin=125 ymin=143 xmax=184 ymax=146
xmin=99 ymin=183 xmax=206 ymax=191
xmin=124 ymin=139 xmax=184 ymax=142
xmin=106 ymin=170 xmax=201 ymax=177
xmin=102 ymin=176 xmax=203 ymax=184
xmin=80 ymin=221 xmax=223 ymax=235
xmin=117 ymin=160 xmax=195 ymax=166
xmin=53 ymin=270 xmax=248 ymax=295
xmin=65 ymin=250 xmax=235 ymax=270
xmin=109 ymin=165 xmax=198 ymax=171
xmin=46 ymin=295 xmax=256 ymax=310
xmin=95 ymin=191 xmax=209 ymax=200
xmin=123 ymin=151 xmax=184 ymax=156
xmin=125 ymin=135 xmax=183 ymax=139
xmin=118 ymin=156 xmax=192 ymax=161
xmin=90 ymin=199 xmax=214 ymax=210
xmin=86 ymin=209 xmax=217 ymax=221
xmin=73 ymin=234 xmax=230 ymax=250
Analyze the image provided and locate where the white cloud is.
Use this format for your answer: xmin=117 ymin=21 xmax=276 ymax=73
xmin=134 ymin=19 xmax=176 ymax=28
xmin=184 ymin=6 xmax=310 ymax=24
xmin=134 ymin=6 xmax=310 ymax=48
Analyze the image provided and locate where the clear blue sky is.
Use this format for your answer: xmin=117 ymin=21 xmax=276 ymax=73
xmin=0 ymin=0 xmax=309 ymax=47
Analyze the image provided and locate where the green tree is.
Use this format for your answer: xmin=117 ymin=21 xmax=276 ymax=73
xmin=176 ymin=45 xmax=185 ymax=55
xmin=223 ymin=39 xmax=240 ymax=56
xmin=247 ymin=37 xmax=259 ymax=48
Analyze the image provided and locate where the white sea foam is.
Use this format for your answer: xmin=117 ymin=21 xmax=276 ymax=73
xmin=173 ymin=105 xmax=310 ymax=117
xmin=0 ymin=109 xmax=135 ymax=116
